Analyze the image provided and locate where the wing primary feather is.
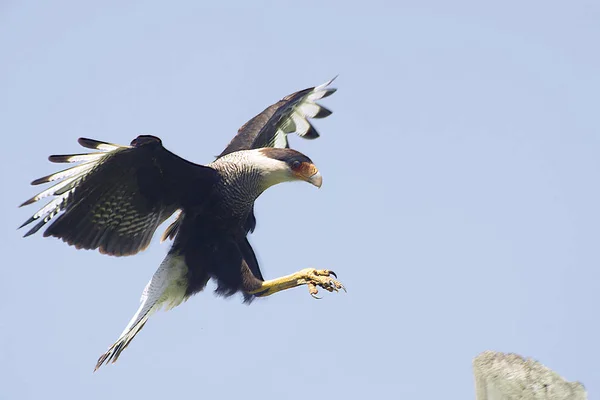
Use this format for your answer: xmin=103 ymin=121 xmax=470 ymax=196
xmin=279 ymin=118 xmax=296 ymax=134
xmin=301 ymin=123 xmax=320 ymax=140
xmin=297 ymin=102 xmax=320 ymax=118
xmin=314 ymin=75 xmax=338 ymax=90
xmin=20 ymin=196 xmax=68 ymax=235
xmin=23 ymin=206 xmax=62 ymax=237
xmin=30 ymin=162 xmax=96 ymax=185
xmin=48 ymin=153 xmax=105 ymax=163
xmin=271 ymin=129 xmax=289 ymax=148
xmin=18 ymin=216 xmax=35 ymax=230
xmin=77 ymin=138 xmax=126 ymax=151
xmin=291 ymin=112 xmax=310 ymax=136
xmin=21 ymin=135 xmax=221 ymax=258
xmin=20 ymin=175 xmax=81 ymax=207
xmin=308 ymin=87 xmax=337 ymax=101
xmin=311 ymin=105 xmax=332 ymax=119
xmin=23 ymin=219 xmax=48 ymax=237
xmin=218 ymin=76 xmax=337 ymax=156
xmin=36 ymin=195 xmax=68 ymax=218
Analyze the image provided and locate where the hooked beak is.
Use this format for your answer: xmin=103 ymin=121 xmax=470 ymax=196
xmin=307 ymin=171 xmax=323 ymax=188
xmin=294 ymin=162 xmax=323 ymax=188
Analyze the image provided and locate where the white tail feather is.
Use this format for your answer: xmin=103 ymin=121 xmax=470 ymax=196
xmin=94 ymin=253 xmax=189 ymax=371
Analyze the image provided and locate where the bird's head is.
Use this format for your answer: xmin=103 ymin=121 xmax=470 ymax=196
xmin=248 ymin=148 xmax=322 ymax=189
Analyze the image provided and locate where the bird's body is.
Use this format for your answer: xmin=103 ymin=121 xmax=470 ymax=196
xmin=19 ymin=78 xmax=343 ymax=370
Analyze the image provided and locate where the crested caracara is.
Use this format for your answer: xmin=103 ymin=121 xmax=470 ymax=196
xmin=19 ymin=78 xmax=344 ymax=370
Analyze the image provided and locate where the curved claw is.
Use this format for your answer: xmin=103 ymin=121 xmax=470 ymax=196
xmin=302 ymin=269 xmax=345 ymax=299
xmin=326 ymin=280 xmax=339 ymax=292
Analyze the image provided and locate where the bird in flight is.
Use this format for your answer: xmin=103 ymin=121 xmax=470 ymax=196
xmin=19 ymin=78 xmax=344 ymax=371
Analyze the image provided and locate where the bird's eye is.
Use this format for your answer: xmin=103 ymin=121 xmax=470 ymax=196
xmin=291 ymin=160 xmax=301 ymax=169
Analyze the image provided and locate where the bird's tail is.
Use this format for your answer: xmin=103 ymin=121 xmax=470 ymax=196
xmin=94 ymin=253 xmax=189 ymax=371
xmin=94 ymin=304 xmax=153 ymax=371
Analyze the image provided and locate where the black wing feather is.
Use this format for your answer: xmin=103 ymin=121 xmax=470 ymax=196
xmin=158 ymin=79 xmax=338 ymax=245
xmin=218 ymin=77 xmax=337 ymax=157
xmin=20 ymin=135 xmax=218 ymax=256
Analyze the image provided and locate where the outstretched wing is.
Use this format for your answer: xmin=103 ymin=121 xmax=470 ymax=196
xmin=218 ymin=77 xmax=337 ymax=157
xmin=19 ymin=135 xmax=219 ymax=256
xmin=161 ymin=78 xmax=337 ymax=245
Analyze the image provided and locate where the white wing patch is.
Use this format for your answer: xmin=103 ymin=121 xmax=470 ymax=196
xmin=272 ymin=129 xmax=288 ymax=148
xmin=269 ymin=76 xmax=337 ymax=148
xmin=297 ymin=102 xmax=321 ymax=118
xmin=92 ymin=142 xmax=124 ymax=152
xmin=31 ymin=161 xmax=97 ymax=185
xmin=24 ymin=174 xmax=87 ymax=206
xmin=52 ymin=153 xmax=106 ymax=163
xmin=19 ymin=138 xmax=130 ymax=237
xmin=291 ymin=111 xmax=311 ymax=137
xmin=308 ymin=77 xmax=337 ymax=101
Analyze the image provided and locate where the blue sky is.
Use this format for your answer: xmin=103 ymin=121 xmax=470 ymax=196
xmin=1 ymin=1 xmax=598 ymax=398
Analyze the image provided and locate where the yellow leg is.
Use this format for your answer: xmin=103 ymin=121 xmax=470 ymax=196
xmin=249 ymin=268 xmax=345 ymax=298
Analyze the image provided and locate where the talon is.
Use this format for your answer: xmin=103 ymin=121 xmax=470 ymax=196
xmin=308 ymin=282 xmax=321 ymax=299
xmin=253 ymin=268 xmax=345 ymax=299
xmin=299 ymin=268 xmax=346 ymax=298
